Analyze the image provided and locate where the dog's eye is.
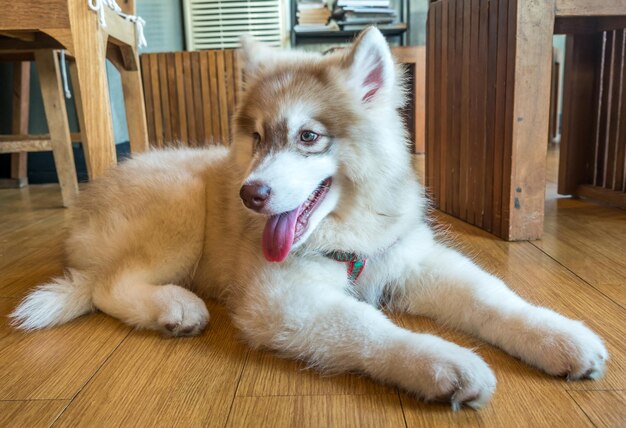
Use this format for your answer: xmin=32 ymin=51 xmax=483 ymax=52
xmin=299 ymin=131 xmax=319 ymax=144
xmin=252 ymin=132 xmax=261 ymax=145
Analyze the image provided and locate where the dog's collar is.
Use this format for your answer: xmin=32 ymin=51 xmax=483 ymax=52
xmin=324 ymin=250 xmax=367 ymax=282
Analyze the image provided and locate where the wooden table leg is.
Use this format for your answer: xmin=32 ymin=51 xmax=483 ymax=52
xmin=35 ymin=50 xmax=78 ymax=207
xmin=505 ymin=0 xmax=555 ymax=240
xmin=67 ymin=0 xmax=117 ymax=178
xmin=426 ymin=0 xmax=554 ymax=240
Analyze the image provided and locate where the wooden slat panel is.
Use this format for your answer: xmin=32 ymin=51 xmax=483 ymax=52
xmin=175 ymin=52 xmax=189 ymax=145
xmin=157 ymin=54 xmax=172 ymax=144
xmin=483 ymin=0 xmax=499 ymax=233
xmin=475 ymin=0 xmax=489 ymax=228
xmin=233 ymin=49 xmax=242 ymax=106
xmin=431 ymin=2 xmax=442 ymax=207
xmin=432 ymin=0 xmax=450 ymax=211
xmin=467 ymin=0 xmax=479 ymax=224
xmin=604 ymin=31 xmax=623 ymax=189
xmin=208 ymin=50 xmax=222 ymax=144
xmin=594 ymin=33 xmax=612 ymax=187
xmin=148 ymin=54 xmax=164 ymax=148
xmin=182 ymin=53 xmax=197 ymax=145
xmin=425 ymin=2 xmax=436 ymax=204
xmin=191 ymin=52 xmax=206 ymax=145
xmin=451 ymin=0 xmax=463 ymax=218
xmin=491 ymin=0 xmax=509 ymax=238
xmin=616 ymin=31 xmax=626 ymax=192
xmin=199 ymin=51 xmax=213 ymax=144
xmin=140 ymin=55 xmax=156 ymax=145
xmin=459 ymin=0 xmax=471 ymax=221
xmin=215 ymin=51 xmax=230 ymax=145
xmin=166 ymin=53 xmax=180 ymax=143
xmin=225 ymin=50 xmax=237 ymax=136
xmin=501 ymin=0 xmax=518 ymax=238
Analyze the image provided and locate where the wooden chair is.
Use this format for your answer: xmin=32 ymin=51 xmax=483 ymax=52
xmin=140 ymin=48 xmax=425 ymax=152
xmin=0 ymin=53 xmax=79 ymax=207
xmin=426 ymin=0 xmax=626 ymax=240
xmin=0 ymin=0 xmax=149 ymax=205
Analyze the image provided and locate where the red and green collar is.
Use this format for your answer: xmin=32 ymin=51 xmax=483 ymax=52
xmin=324 ymin=250 xmax=367 ymax=282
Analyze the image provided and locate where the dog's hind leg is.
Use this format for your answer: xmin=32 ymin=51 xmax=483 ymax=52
xmin=92 ymin=272 xmax=209 ymax=336
xmin=392 ymin=243 xmax=608 ymax=380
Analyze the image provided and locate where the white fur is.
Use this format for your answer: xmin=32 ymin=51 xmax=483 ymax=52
xmin=11 ymin=28 xmax=608 ymax=410
xmin=244 ymin=150 xmax=338 ymax=215
xmin=10 ymin=269 xmax=93 ymax=330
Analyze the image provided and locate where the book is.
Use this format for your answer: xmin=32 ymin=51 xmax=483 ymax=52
xmin=337 ymin=1 xmax=390 ymax=7
xmin=339 ymin=17 xmax=395 ymax=25
xmin=294 ymin=21 xmax=340 ymax=32
xmin=341 ymin=7 xmax=397 ymax=15
xmin=341 ymin=22 xmax=407 ymax=31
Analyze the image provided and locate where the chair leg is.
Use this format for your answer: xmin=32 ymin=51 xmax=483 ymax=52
xmin=9 ymin=62 xmax=29 ymax=188
xmin=67 ymin=60 xmax=92 ymax=179
xmin=34 ymin=50 xmax=79 ymax=207
xmin=67 ymin=0 xmax=117 ymax=178
xmin=119 ymin=49 xmax=149 ymax=154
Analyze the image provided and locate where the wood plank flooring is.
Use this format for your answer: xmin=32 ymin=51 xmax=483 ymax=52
xmin=0 ymin=147 xmax=624 ymax=427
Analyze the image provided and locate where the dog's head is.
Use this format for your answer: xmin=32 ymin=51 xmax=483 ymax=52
xmin=232 ymin=27 xmax=408 ymax=262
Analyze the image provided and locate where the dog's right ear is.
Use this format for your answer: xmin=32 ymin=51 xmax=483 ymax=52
xmin=345 ymin=27 xmax=395 ymax=103
xmin=239 ymin=35 xmax=276 ymax=78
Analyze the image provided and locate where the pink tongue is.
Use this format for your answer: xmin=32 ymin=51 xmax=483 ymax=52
xmin=262 ymin=207 xmax=300 ymax=262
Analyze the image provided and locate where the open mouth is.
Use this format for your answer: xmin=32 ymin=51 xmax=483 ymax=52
xmin=262 ymin=177 xmax=332 ymax=262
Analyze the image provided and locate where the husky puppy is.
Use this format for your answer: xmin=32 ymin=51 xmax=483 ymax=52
xmin=11 ymin=28 xmax=607 ymax=409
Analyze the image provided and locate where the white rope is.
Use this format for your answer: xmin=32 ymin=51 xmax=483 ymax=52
xmin=59 ymin=50 xmax=72 ymax=99
xmin=87 ymin=0 xmax=147 ymax=49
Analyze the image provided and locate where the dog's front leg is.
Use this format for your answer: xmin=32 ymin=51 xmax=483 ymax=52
xmin=395 ymin=243 xmax=608 ymax=379
xmin=233 ymin=272 xmax=496 ymax=409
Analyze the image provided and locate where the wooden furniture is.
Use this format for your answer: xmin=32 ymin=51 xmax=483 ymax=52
xmin=140 ymin=47 xmax=425 ymax=152
xmin=0 ymin=0 xmax=149 ymax=190
xmin=140 ymin=50 xmax=242 ymax=148
xmin=559 ymin=27 xmax=626 ymax=210
xmin=426 ymin=0 xmax=626 ymax=240
xmin=2 ymin=62 xmax=30 ymax=188
xmin=393 ymin=46 xmax=425 ymax=154
xmin=0 ymin=54 xmax=79 ymax=206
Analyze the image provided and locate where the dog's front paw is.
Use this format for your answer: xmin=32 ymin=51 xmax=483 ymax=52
xmin=525 ymin=310 xmax=608 ymax=380
xmin=155 ymin=285 xmax=210 ymax=336
xmin=395 ymin=337 xmax=496 ymax=409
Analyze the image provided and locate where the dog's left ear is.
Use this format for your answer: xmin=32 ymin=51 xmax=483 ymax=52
xmin=345 ymin=27 xmax=395 ymax=103
xmin=239 ymin=35 xmax=276 ymax=78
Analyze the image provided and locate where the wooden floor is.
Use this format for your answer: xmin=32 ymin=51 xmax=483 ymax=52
xmin=0 ymin=147 xmax=624 ymax=427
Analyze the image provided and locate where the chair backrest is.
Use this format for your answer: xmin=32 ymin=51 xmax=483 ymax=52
xmin=140 ymin=50 xmax=241 ymax=148
xmin=118 ymin=0 xmax=135 ymax=15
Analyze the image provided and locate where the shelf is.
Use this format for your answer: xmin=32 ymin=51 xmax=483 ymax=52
xmin=293 ymin=25 xmax=407 ymax=44
xmin=291 ymin=0 xmax=409 ymax=46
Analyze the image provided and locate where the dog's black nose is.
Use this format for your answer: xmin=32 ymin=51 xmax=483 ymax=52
xmin=240 ymin=182 xmax=271 ymax=211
